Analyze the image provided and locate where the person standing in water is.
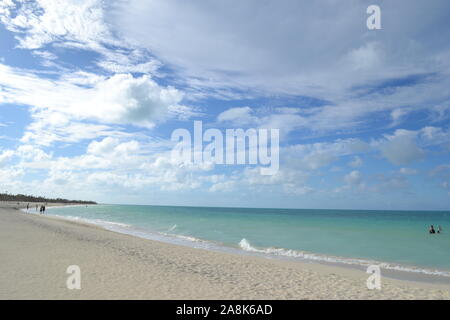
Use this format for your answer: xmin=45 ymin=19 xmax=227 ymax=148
xmin=437 ymin=225 xmax=442 ymax=234
xmin=429 ymin=225 xmax=436 ymax=234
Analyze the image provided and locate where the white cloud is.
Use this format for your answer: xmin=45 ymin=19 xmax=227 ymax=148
xmin=111 ymin=1 xmax=450 ymax=98
xmin=371 ymin=174 xmax=409 ymax=193
xmin=0 ymin=150 xmax=14 ymax=167
xmin=0 ymin=167 xmax=25 ymax=190
xmin=217 ymin=106 xmax=307 ymax=137
xmin=32 ymin=50 xmax=58 ymax=61
xmin=0 ymin=0 xmax=113 ymax=49
xmin=285 ymin=139 xmax=369 ymax=171
xmin=97 ymin=0 xmax=450 ymax=137
xmin=419 ymin=126 xmax=450 ymax=147
xmin=16 ymin=145 xmax=51 ymax=162
xmin=59 ymin=71 xmax=106 ymax=86
xmin=390 ymin=108 xmax=411 ymax=127
xmin=110 ymin=0 xmax=364 ymax=96
xmin=20 ymin=115 xmax=125 ymax=147
xmin=3 ymin=0 xmax=450 ymax=137
xmin=344 ymin=170 xmax=362 ymax=186
xmin=209 ymin=180 xmax=237 ymax=193
xmin=217 ymin=107 xmax=255 ymax=125
xmin=0 ymin=1 xmax=449 ymax=208
xmin=0 ymin=64 xmax=194 ymax=145
xmin=369 ymin=126 xmax=450 ymax=167
xmin=0 ymin=0 xmax=162 ymax=74
xmin=348 ymin=156 xmax=363 ymax=168
xmin=78 ymin=74 xmax=184 ymax=127
xmin=377 ymin=129 xmax=425 ymax=165
xmin=97 ymin=60 xmax=160 ymax=74
xmin=345 ymin=42 xmax=384 ymax=71
xmin=87 ymin=137 xmax=120 ymax=155
xmin=399 ymin=167 xmax=418 ymax=175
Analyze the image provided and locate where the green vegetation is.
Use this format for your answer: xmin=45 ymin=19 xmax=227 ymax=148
xmin=0 ymin=192 xmax=97 ymax=204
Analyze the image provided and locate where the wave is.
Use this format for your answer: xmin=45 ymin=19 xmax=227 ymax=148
xmin=161 ymin=232 xmax=204 ymax=243
xmin=239 ymin=238 xmax=450 ymax=277
xmin=66 ymin=216 xmax=131 ymax=228
xmin=49 ymin=212 xmax=206 ymax=245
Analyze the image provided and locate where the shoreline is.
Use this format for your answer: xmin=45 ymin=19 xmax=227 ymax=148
xmin=41 ymin=205 xmax=450 ymax=286
xmin=1 ymin=205 xmax=449 ymax=299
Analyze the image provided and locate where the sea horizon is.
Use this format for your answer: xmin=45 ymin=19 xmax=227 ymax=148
xmin=96 ymin=202 xmax=450 ymax=213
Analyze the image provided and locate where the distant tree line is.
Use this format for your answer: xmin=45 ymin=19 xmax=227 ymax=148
xmin=0 ymin=192 xmax=97 ymax=204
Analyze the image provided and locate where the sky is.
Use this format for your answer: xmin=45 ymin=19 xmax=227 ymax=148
xmin=0 ymin=0 xmax=450 ymax=210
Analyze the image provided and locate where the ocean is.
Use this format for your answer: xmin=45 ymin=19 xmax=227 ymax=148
xmin=39 ymin=204 xmax=450 ymax=278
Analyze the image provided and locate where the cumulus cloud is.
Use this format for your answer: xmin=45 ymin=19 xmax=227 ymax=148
xmin=217 ymin=107 xmax=255 ymax=125
xmin=79 ymin=74 xmax=184 ymax=127
xmin=0 ymin=150 xmax=14 ymax=167
xmin=0 ymin=64 xmax=194 ymax=145
xmin=344 ymin=170 xmax=362 ymax=186
xmin=377 ymin=129 xmax=425 ymax=165
xmin=0 ymin=167 xmax=25 ymax=191
xmin=87 ymin=137 xmax=120 ymax=155
xmin=370 ymin=126 xmax=450 ymax=167
xmin=16 ymin=145 xmax=51 ymax=162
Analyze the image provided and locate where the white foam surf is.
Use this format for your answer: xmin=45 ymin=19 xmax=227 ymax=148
xmin=238 ymin=238 xmax=450 ymax=278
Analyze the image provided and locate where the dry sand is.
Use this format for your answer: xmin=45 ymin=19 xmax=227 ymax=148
xmin=0 ymin=204 xmax=449 ymax=300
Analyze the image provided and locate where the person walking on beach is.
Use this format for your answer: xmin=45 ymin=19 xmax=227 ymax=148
xmin=429 ymin=225 xmax=436 ymax=234
xmin=26 ymin=203 xmax=29 ymax=211
xmin=42 ymin=205 xmax=46 ymax=214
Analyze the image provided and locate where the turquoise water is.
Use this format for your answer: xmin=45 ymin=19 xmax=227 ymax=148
xmin=43 ymin=205 xmax=450 ymax=276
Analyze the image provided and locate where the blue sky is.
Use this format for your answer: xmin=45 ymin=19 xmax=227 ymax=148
xmin=0 ymin=0 xmax=450 ymax=210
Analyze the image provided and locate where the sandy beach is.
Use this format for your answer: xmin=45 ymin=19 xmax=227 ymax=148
xmin=0 ymin=204 xmax=449 ymax=300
